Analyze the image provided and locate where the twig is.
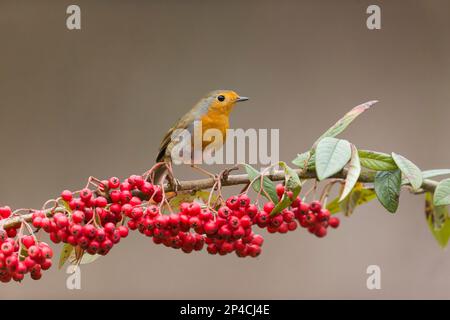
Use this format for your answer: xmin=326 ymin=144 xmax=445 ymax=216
xmin=0 ymin=168 xmax=439 ymax=229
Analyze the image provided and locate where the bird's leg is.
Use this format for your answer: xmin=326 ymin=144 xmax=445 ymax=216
xmin=217 ymin=165 xmax=239 ymax=182
xmin=190 ymin=164 xmax=217 ymax=180
xmin=166 ymin=162 xmax=182 ymax=191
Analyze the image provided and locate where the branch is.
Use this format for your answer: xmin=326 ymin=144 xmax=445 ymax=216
xmin=2 ymin=168 xmax=437 ymax=230
xmin=155 ymin=168 xmax=437 ymax=193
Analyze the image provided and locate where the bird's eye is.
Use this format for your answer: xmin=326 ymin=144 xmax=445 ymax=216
xmin=217 ymin=95 xmax=225 ymax=102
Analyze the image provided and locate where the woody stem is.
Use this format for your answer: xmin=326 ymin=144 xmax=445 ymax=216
xmin=0 ymin=168 xmax=438 ymax=230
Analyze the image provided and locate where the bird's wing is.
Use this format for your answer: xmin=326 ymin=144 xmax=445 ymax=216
xmin=156 ymin=94 xmax=214 ymax=163
xmin=156 ymin=111 xmax=198 ymax=163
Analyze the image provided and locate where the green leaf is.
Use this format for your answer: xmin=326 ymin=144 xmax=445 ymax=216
xmin=392 ymin=153 xmax=422 ymax=190
xmin=59 ymin=243 xmax=74 ymax=269
xmin=163 ymin=190 xmax=217 ymax=213
xmin=425 ymin=192 xmax=450 ymax=248
xmin=374 ymin=170 xmax=402 ymax=213
xmin=313 ymin=100 xmax=377 ymax=147
xmin=270 ymin=162 xmax=302 ymax=216
xmin=19 ymin=246 xmax=28 ymax=261
xmin=244 ymin=164 xmax=278 ymax=203
xmin=340 ymin=144 xmax=361 ymax=201
xmin=67 ymin=246 xmax=101 ymax=266
xmin=421 ymin=169 xmax=450 ymax=180
xmin=326 ymin=197 xmax=341 ymax=215
xmin=327 ymin=183 xmax=376 ymax=215
xmin=292 ymin=151 xmax=315 ymax=170
xmin=79 ymin=253 xmax=100 ymax=265
xmin=433 ymin=178 xmax=450 ymax=206
xmin=358 ymin=150 xmax=398 ymax=171
xmin=315 ymin=137 xmax=352 ymax=180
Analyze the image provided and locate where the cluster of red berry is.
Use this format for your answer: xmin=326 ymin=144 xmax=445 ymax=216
xmin=0 ymin=206 xmax=19 ymax=238
xmin=204 ymin=195 xmax=264 ymax=258
xmin=0 ymin=175 xmax=341 ymax=283
xmin=292 ymin=200 xmax=339 ymax=238
xmin=0 ymin=230 xmax=53 ymax=283
xmin=128 ymin=194 xmax=264 ymax=257
xmin=31 ymin=175 xmax=163 ymax=256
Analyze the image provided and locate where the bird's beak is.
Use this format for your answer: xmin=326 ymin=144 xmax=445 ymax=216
xmin=236 ymin=96 xmax=249 ymax=102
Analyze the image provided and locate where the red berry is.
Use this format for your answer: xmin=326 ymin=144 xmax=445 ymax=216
xmin=1 ymin=242 xmax=14 ymax=256
xmin=317 ymin=209 xmax=330 ymax=222
xmin=0 ymin=206 xmax=12 ymax=219
xmin=21 ymin=236 xmax=36 ymax=249
xmin=189 ymin=217 xmax=201 ymax=229
xmin=218 ymin=224 xmax=232 ymax=239
xmin=16 ymin=262 xmax=27 ymax=275
xmin=95 ymin=196 xmax=108 ymax=208
xmin=104 ymin=222 xmax=115 ymax=234
xmin=204 ymin=221 xmax=219 ymax=235
xmin=55 ymin=214 xmax=69 ymax=228
xmin=61 ymin=190 xmax=73 ymax=202
xmin=27 ymin=246 xmax=42 ymax=260
xmin=72 ymin=210 xmax=85 ymax=224
xmin=87 ymin=241 xmax=99 ymax=254
xmin=276 ymin=184 xmax=285 ymax=197
xmin=315 ymin=226 xmax=327 ymax=238
xmin=270 ymin=214 xmax=283 ymax=228
xmin=41 ymin=259 xmax=52 ymax=270
xmin=305 ymin=213 xmax=316 ymax=225
xmin=263 ymin=202 xmax=275 ymax=214
xmin=238 ymin=194 xmax=251 ymax=208
xmin=228 ymin=216 xmax=240 ymax=229
xmin=32 ymin=216 xmax=43 ymax=228
xmin=251 ymin=234 xmax=264 ymax=246
xmin=282 ymin=210 xmax=295 ymax=223
xmin=310 ymin=200 xmax=322 ymax=213
xmin=83 ymin=224 xmax=97 ymax=238
xmin=199 ymin=209 xmax=213 ymax=221
xmin=79 ymin=189 xmax=92 ymax=202
xmin=118 ymin=226 xmax=129 ymax=238
xmin=78 ymin=236 xmax=89 ymax=249
xmin=30 ymin=272 xmax=42 ymax=280
xmin=70 ymin=224 xmax=82 ymax=237
xmin=226 ymin=196 xmax=239 ymax=210
xmin=131 ymin=207 xmax=143 ymax=220
xmin=246 ymin=204 xmax=258 ymax=218
xmin=218 ymin=206 xmax=232 ymax=219
xmin=187 ymin=202 xmax=201 ymax=216
xmin=299 ymin=202 xmax=310 ymax=214
xmin=329 ymin=217 xmax=340 ymax=228
xmin=256 ymin=212 xmax=269 ymax=226
xmin=24 ymin=257 xmax=36 ymax=269
xmin=247 ymin=244 xmax=261 ymax=257
xmin=120 ymin=190 xmax=132 ymax=203
xmin=287 ymin=221 xmax=298 ymax=231
xmin=5 ymin=255 xmax=18 ymax=269
xmin=6 ymin=228 xmax=17 ymax=238
xmin=40 ymin=244 xmax=53 ymax=259
xmin=108 ymin=177 xmax=120 ymax=189
xmin=232 ymin=226 xmax=245 ymax=239
xmin=278 ymin=222 xmax=289 ymax=233
xmin=239 ymin=216 xmax=252 ymax=229
xmin=95 ymin=228 xmax=106 ymax=242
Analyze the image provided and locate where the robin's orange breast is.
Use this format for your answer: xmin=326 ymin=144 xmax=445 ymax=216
xmin=199 ymin=112 xmax=230 ymax=149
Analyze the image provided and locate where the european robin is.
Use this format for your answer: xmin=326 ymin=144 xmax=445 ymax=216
xmin=154 ymin=90 xmax=249 ymax=186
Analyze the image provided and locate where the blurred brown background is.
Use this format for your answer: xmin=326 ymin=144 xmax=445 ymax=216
xmin=1 ymin=0 xmax=450 ymax=299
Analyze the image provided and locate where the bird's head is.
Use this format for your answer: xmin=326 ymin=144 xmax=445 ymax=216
xmin=204 ymin=90 xmax=249 ymax=115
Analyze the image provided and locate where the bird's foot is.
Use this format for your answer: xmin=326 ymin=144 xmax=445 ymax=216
xmin=218 ymin=165 xmax=239 ymax=183
xmin=168 ymin=176 xmax=182 ymax=192
xmin=190 ymin=164 xmax=217 ymax=180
